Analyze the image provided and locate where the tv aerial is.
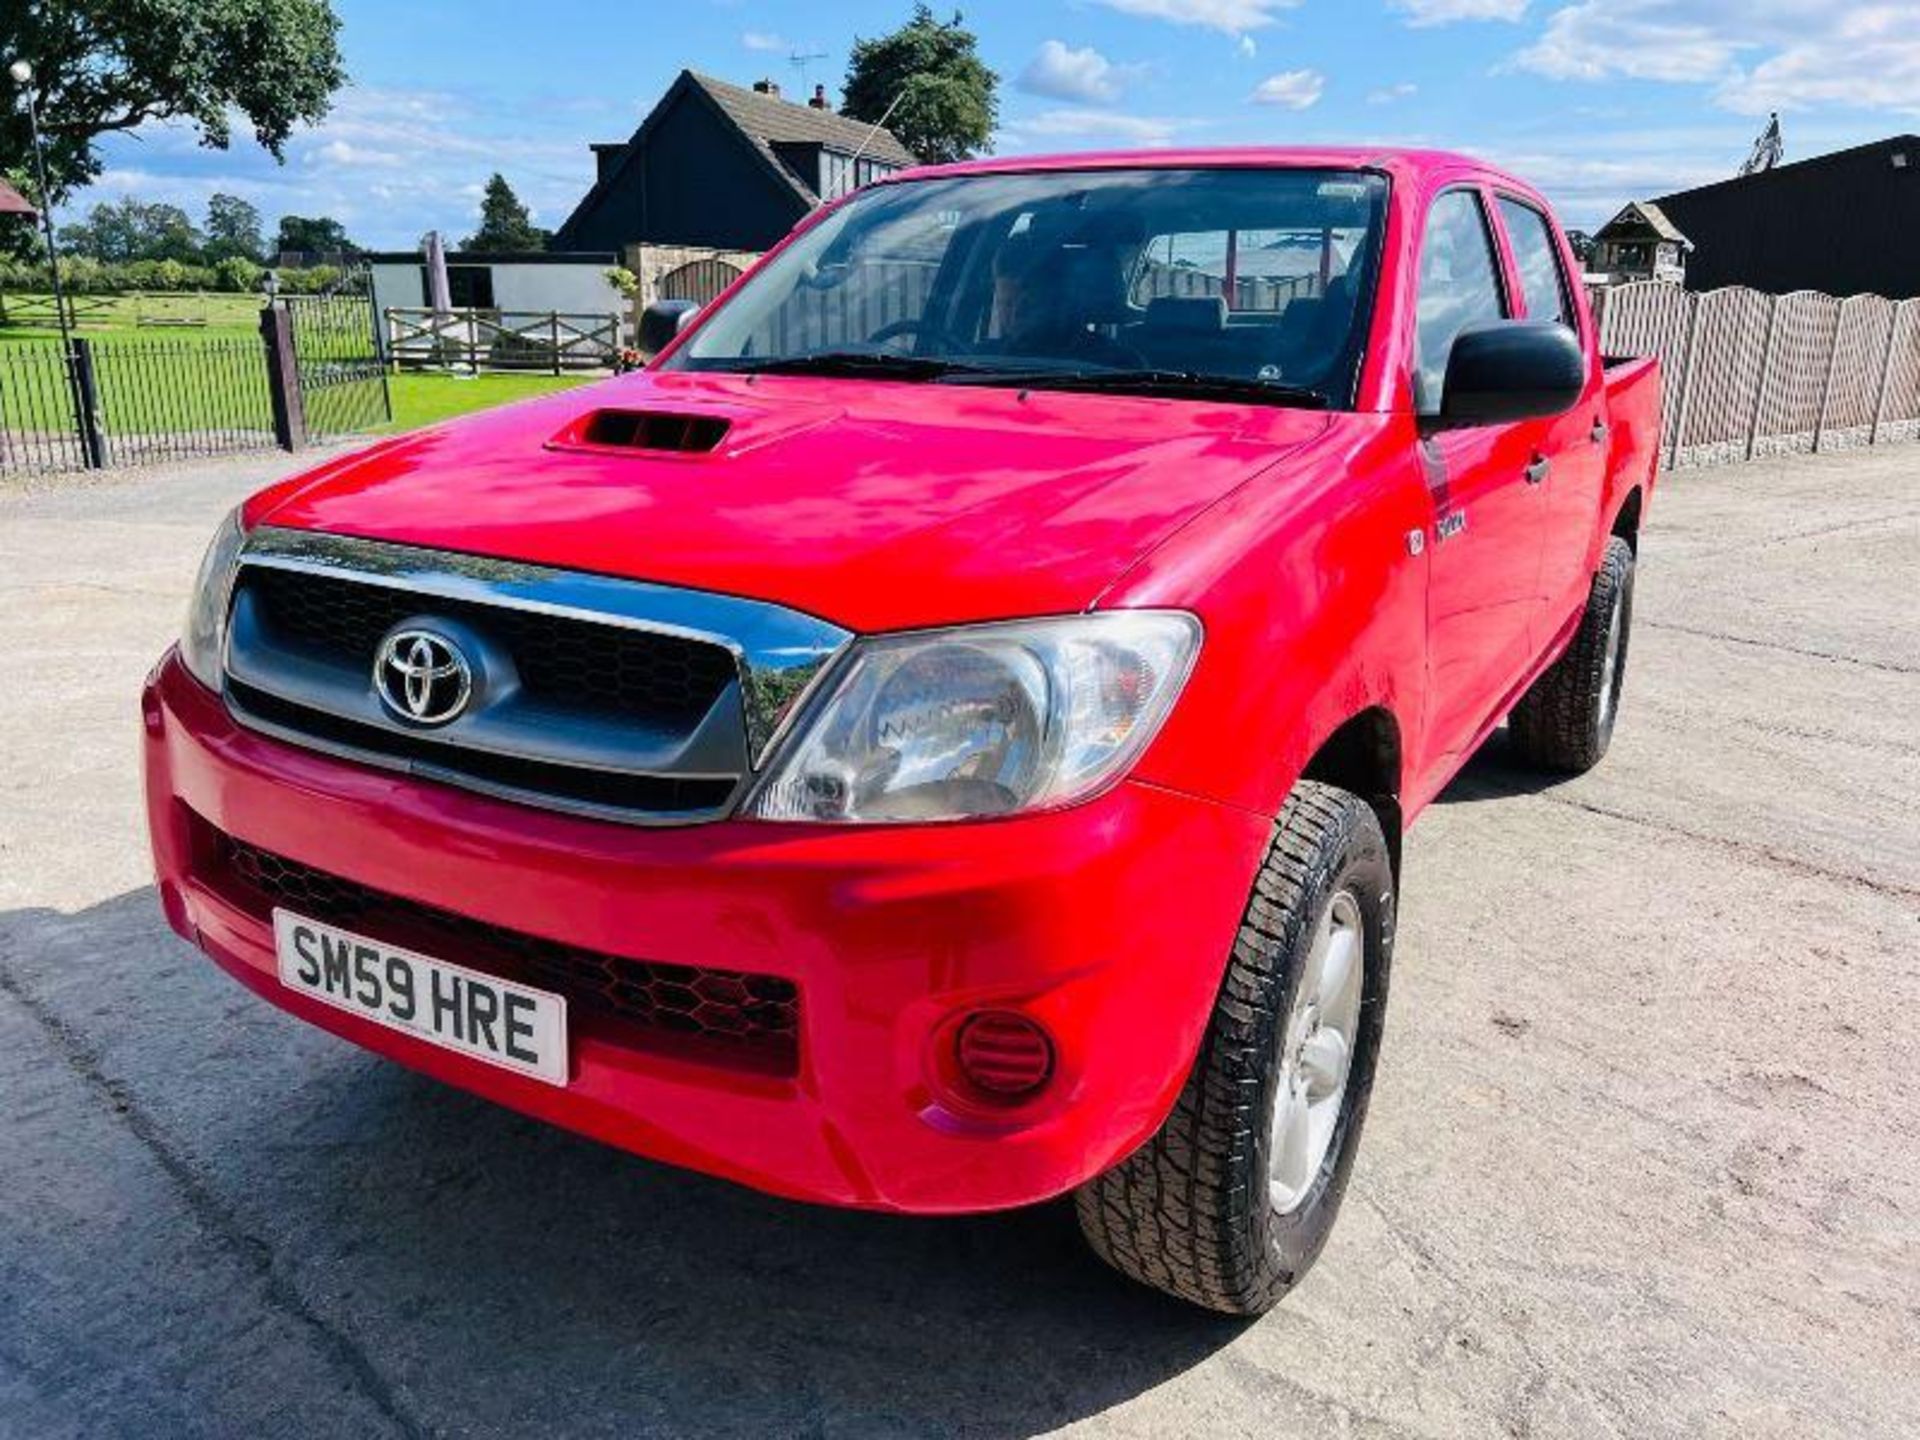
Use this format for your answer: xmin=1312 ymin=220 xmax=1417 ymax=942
xmin=790 ymin=49 xmax=829 ymax=91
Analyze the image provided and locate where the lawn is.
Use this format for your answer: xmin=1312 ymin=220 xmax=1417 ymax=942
xmin=1 ymin=333 xmax=597 ymax=445
xmin=384 ymin=372 xmax=597 ymax=432
xmin=0 ymin=291 xmax=267 ymax=343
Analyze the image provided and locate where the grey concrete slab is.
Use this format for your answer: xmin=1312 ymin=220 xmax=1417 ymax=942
xmin=1 ymin=443 xmax=1915 ymax=1438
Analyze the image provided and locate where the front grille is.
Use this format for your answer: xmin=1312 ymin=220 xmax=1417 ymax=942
xmin=202 ymin=821 xmax=800 ymax=1075
xmin=228 ymin=680 xmax=739 ymax=816
xmin=244 ymin=565 xmax=739 ymax=726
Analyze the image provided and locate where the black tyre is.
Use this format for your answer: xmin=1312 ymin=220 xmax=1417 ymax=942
xmin=1508 ymin=536 xmax=1636 ymax=774
xmin=1075 ymin=781 xmax=1394 ymax=1315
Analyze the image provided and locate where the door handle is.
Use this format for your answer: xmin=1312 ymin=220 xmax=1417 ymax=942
xmin=1524 ymin=454 xmax=1551 ymax=485
xmin=1590 ymin=419 xmax=1610 ymax=446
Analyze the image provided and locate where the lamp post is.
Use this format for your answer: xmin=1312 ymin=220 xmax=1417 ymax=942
xmin=9 ymin=57 xmax=99 ymax=466
xmin=9 ymin=60 xmax=75 ymax=350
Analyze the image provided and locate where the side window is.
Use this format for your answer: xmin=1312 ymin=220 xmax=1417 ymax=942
xmin=1497 ymin=196 xmax=1575 ymax=328
xmin=1414 ymin=190 xmax=1506 ymax=413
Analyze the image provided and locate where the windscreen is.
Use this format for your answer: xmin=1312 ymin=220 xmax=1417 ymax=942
xmin=667 ymin=167 xmax=1389 ymax=408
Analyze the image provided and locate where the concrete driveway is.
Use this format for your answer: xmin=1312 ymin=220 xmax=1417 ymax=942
xmin=2 ymin=444 xmax=1915 ymax=1439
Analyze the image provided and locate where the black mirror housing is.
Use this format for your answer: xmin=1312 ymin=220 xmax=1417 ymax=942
xmin=1439 ymin=320 xmax=1585 ymax=426
xmin=639 ymin=299 xmax=700 ymax=355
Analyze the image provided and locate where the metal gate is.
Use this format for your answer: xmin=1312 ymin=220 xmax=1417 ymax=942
xmin=286 ymin=275 xmax=391 ymax=439
xmin=657 ymin=259 xmax=742 ymax=305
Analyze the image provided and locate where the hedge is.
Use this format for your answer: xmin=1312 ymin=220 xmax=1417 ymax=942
xmin=0 ymin=258 xmax=346 ymax=296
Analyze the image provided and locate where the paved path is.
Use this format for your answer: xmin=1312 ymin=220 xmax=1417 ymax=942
xmin=2 ymin=445 xmax=1915 ymax=1438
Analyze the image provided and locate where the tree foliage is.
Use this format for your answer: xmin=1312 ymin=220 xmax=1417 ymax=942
xmin=274 ymin=213 xmax=355 ymax=259
xmin=842 ymin=6 xmax=997 ymax=166
xmin=56 ymin=196 xmax=203 ymax=263
xmin=0 ymin=0 xmax=347 ymax=201
xmin=204 ymin=192 xmax=265 ymax=262
xmin=462 ymin=174 xmax=548 ymax=252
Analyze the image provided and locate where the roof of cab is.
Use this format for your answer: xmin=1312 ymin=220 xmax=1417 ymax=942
xmin=876 ymin=147 xmax=1509 ymax=190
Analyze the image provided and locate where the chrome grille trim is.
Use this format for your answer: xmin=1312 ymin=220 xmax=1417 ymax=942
xmin=221 ymin=527 xmax=853 ymax=825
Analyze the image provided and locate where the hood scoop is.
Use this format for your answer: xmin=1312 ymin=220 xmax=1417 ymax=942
xmin=553 ymin=408 xmax=732 ymax=455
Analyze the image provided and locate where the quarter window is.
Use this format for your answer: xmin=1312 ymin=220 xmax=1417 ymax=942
xmin=1413 ymin=190 xmax=1506 ymax=414
xmin=1497 ymin=197 xmax=1575 ymax=329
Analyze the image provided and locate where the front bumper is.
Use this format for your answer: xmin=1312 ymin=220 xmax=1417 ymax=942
xmin=142 ymin=650 xmax=1270 ymax=1213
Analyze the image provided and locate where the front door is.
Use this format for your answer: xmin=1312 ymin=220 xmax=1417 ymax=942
xmin=1412 ymin=188 xmax=1547 ymax=771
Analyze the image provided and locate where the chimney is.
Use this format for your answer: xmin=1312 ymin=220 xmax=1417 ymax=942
xmin=752 ymin=78 xmax=780 ymax=97
xmin=809 ymin=84 xmax=830 ymax=111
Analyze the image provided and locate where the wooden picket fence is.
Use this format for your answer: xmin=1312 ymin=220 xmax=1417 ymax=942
xmin=1591 ymin=281 xmax=1920 ymax=469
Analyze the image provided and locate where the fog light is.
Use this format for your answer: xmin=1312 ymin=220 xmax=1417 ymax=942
xmin=955 ymin=1011 xmax=1054 ymax=1100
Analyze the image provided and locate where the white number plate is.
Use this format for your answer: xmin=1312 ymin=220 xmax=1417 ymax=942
xmin=273 ymin=910 xmax=568 ymax=1085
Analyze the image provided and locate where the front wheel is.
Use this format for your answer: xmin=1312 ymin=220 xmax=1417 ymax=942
xmin=1075 ymin=781 xmax=1394 ymax=1314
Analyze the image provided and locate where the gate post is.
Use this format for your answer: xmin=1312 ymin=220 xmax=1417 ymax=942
xmin=1745 ymin=293 xmax=1780 ymax=461
xmin=1868 ymin=303 xmax=1903 ymax=447
xmin=1812 ymin=296 xmax=1848 ymax=454
xmin=68 ymin=337 xmax=108 ymax=470
xmin=260 ymin=303 xmax=307 ymax=451
xmin=1667 ymin=291 xmax=1703 ymax=470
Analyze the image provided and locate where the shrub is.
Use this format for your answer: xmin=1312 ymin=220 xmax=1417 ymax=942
xmin=214 ymin=255 xmax=264 ymax=293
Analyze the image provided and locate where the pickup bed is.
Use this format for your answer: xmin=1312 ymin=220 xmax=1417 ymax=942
xmin=144 ymin=147 xmax=1658 ymax=1314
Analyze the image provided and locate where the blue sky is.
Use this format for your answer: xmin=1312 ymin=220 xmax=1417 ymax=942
xmin=78 ymin=0 xmax=1920 ymax=248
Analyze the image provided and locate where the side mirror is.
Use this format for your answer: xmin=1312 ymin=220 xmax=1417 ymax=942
xmin=639 ymin=299 xmax=700 ymax=355
xmin=1439 ymin=320 xmax=1585 ymax=426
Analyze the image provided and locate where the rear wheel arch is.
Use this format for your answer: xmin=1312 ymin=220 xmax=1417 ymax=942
xmin=1609 ymin=485 xmax=1643 ymax=555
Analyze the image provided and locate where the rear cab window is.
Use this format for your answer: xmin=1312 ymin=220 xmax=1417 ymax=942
xmin=1495 ymin=195 xmax=1576 ymax=330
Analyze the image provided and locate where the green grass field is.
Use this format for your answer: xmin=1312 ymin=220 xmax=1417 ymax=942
xmin=1 ymin=333 xmax=596 ymax=448
xmin=383 ymin=372 xmax=596 ymax=431
xmin=0 ymin=291 xmax=268 ymax=343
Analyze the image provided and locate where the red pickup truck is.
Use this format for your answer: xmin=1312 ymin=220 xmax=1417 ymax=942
xmin=144 ymin=148 xmax=1658 ymax=1314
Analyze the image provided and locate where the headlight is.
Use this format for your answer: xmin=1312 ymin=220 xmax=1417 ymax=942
xmin=745 ymin=612 xmax=1201 ymax=823
xmin=179 ymin=507 xmax=247 ymax=691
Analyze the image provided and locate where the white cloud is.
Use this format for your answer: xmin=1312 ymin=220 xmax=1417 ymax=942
xmin=79 ymin=86 xmax=594 ymax=247
xmin=1513 ymin=1 xmax=1743 ymax=82
xmin=1237 ymin=35 xmax=1258 ymax=57
xmin=1511 ymin=0 xmax=1920 ymax=114
xmin=1018 ymin=40 xmax=1138 ymax=104
xmin=999 ymin=108 xmax=1198 ymax=149
xmin=1091 ymin=0 xmax=1298 ymax=36
xmin=1251 ymin=69 xmax=1325 ymax=108
xmin=1716 ymin=5 xmax=1920 ymax=114
xmin=741 ymin=30 xmax=789 ymax=53
xmin=312 ymin=139 xmax=407 ymax=169
xmin=1367 ymin=82 xmax=1419 ymax=104
xmin=1392 ymin=0 xmax=1527 ymax=24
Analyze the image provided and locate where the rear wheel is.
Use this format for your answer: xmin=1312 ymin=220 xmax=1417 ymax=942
xmin=1074 ymin=781 xmax=1394 ymax=1314
xmin=1509 ymin=536 xmax=1636 ymax=774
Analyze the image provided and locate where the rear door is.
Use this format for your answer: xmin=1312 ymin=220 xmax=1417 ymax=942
xmin=1413 ymin=187 xmax=1548 ymax=768
xmin=1494 ymin=194 xmax=1607 ymax=633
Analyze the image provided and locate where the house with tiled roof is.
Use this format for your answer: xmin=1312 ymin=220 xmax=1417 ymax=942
xmin=554 ymin=71 xmax=918 ymax=254
xmin=0 ymin=177 xmax=36 ymax=219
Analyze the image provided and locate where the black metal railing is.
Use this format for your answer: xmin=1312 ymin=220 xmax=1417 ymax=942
xmin=0 ymin=285 xmax=390 ymax=478
xmin=288 ymin=289 xmax=391 ymax=439
xmin=86 ymin=334 xmax=278 ymax=468
xmin=0 ymin=342 xmax=88 ymax=476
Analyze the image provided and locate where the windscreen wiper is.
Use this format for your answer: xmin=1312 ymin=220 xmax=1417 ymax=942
xmin=941 ymin=367 xmax=1329 ymax=409
xmin=718 ymin=352 xmax=996 ymax=380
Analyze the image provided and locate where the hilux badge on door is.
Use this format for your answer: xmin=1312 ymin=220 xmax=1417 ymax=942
xmin=375 ymin=629 xmax=472 ymax=725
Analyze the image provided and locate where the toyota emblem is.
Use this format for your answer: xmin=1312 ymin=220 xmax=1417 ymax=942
xmin=374 ymin=628 xmax=472 ymax=725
